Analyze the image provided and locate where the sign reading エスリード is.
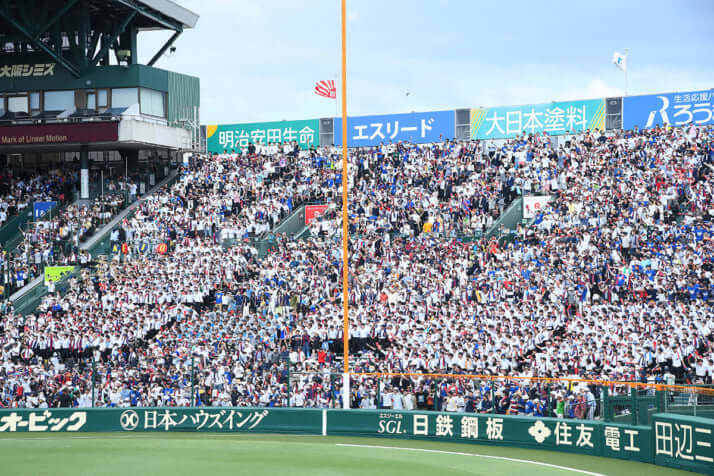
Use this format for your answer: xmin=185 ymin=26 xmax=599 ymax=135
xmin=471 ymin=99 xmax=605 ymax=139
xmin=333 ymin=110 xmax=455 ymax=147
xmin=205 ymin=119 xmax=319 ymax=154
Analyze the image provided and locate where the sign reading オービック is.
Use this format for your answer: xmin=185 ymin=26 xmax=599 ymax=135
xmin=206 ymin=119 xmax=319 ymax=154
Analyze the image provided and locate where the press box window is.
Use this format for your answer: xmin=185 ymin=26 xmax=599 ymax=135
xmin=44 ymin=90 xmax=74 ymax=111
xmin=140 ymin=88 xmax=166 ymax=117
xmin=7 ymin=95 xmax=28 ymax=113
xmin=112 ymin=88 xmax=139 ymax=108
xmin=29 ymin=92 xmax=40 ymax=113
xmin=97 ymin=90 xmax=108 ymax=107
xmin=87 ymin=92 xmax=96 ymax=110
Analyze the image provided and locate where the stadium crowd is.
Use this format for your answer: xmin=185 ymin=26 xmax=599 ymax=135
xmin=0 ymin=175 xmax=141 ymax=297
xmin=1 ymin=123 xmax=713 ymax=417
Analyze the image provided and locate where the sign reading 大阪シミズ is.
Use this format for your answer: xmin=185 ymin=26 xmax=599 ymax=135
xmin=0 ymin=63 xmax=56 ymax=78
xmin=333 ymin=110 xmax=455 ymax=147
xmin=206 ymin=120 xmax=319 ymax=154
xmin=471 ymin=99 xmax=605 ymax=139
xmin=623 ymin=89 xmax=714 ymax=130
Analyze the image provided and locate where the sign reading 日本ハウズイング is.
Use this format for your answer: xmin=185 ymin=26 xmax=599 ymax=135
xmin=0 ymin=409 xmax=287 ymax=433
xmin=622 ymin=89 xmax=714 ymax=130
xmin=205 ymin=119 xmax=319 ymax=154
xmin=471 ymin=99 xmax=605 ymax=139
xmin=333 ymin=110 xmax=455 ymax=147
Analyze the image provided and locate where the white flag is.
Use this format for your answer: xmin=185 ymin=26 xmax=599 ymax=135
xmin=612 ymin=51 xmax=627 ymax=72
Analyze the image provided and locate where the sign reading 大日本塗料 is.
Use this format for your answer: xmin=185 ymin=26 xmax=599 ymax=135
xmin=471 ymin=99 xmax=605 ymax=139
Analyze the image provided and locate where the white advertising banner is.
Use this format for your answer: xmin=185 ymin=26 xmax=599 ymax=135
xmin=523 ymin=195 xmax=552 ymax=219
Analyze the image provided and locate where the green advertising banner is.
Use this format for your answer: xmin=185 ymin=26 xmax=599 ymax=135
xmin=0 ymin=408 xmax=322 ymax=434
xmin=326 ymin=410 xmax=652 ymax=463
xmin=205 ymin=119 xmax=319 ymax=154
xmin=44 ymin=266 xmax=75 ymax=284
xmin=7 ymin=407 xmax=714 ymax=474
xmin=654 ymin=413 xmax=714 ymax=475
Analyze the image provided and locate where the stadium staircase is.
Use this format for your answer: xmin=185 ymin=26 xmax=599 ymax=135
xmin=0 ymin=201 xmax=67 ymax=253
xmin=8 ymin=169 xmax=179 ymax=315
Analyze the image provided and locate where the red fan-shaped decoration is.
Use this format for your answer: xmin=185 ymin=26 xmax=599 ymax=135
xmin=314 ymin=80 xmax=336 ymax=99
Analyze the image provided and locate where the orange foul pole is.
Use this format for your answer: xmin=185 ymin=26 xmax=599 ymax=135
xmin=340 ymin=0 xmax=350 ymax=409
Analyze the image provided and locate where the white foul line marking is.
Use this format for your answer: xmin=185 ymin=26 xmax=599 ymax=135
xmin=335 ymin=443 xmax=607 ymax=476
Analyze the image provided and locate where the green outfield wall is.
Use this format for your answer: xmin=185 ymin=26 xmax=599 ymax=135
xmin=0 ymin=408 xmax=711 ymax=474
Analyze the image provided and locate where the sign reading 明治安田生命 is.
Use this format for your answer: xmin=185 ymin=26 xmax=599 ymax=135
xmin=206 ymin=119 xmax=320 ymax=154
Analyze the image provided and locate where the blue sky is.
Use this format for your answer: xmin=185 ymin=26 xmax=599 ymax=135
xmin=139 ymin=0 xmax=714 ymax=125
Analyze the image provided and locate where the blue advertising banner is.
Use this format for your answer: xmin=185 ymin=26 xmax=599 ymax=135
xmin=471 ymin=99 xmax=605 ymax=140
xmin=334 ymin=110 xmax=454 ymax=147
xmin=623 ymin=89 xmax=714 ymax=130
xmin=33 ymin=201 xmax=57 ymax=219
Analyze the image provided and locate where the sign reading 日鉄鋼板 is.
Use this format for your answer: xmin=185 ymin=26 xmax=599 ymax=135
xmin=622 ymin=89 xmax=714 ymax=130
xmin=206 ymin=119 xmax=320 ymax=154
xmin=333 ymin=110 xmax=455 ymax=147
xmin=471 ymin=99 xmax=605 ymax=140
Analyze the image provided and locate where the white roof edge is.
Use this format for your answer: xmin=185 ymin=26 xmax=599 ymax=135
xmin=136 ymin=0 xmax=199 ymax=29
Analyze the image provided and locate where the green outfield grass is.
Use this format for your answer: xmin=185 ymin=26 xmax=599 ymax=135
xmin=0 ymin=433 xmax=703 ymax=476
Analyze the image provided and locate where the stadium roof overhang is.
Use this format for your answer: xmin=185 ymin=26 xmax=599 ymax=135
xmin=0 ymin=0 xmax=199 ymax=77
xmin=0 ymin=115 xmax=192 ymax=153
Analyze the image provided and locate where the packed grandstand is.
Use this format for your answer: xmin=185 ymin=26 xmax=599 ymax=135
xmin=1 ymin=123 xmax=713 ymax=418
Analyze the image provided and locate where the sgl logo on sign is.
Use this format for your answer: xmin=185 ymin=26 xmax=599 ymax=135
xmin=623 ymin=90 xmax=714 ymax=130
xmin=333 ymin=110 xmax=454 ymax=147
xmin=471 ymin=99 xmax=605 ymax=139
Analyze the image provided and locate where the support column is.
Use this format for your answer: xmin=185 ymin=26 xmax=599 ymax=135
xmin=342 ymin=372 xmax=350 ymax=409
xmin=80 ymin=145 xmax=89 ymax=199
